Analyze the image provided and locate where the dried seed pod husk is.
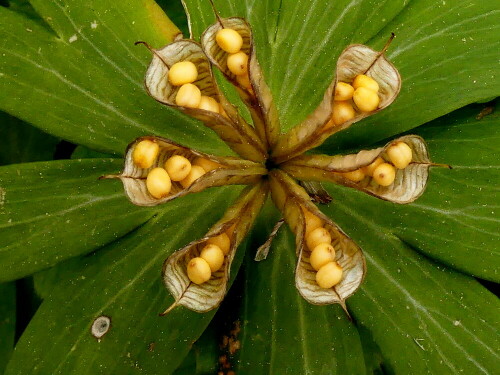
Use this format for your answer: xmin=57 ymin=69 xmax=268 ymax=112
xmin=272 ymin=43 xmax=401 ymax=163
xmin=201 ymin=17 xmax=280 ymax=149
xmin=143 ymin=39 xmax=267 ymax=162
xmin=269 ymin=170 xmax=365 ymax=309
xmin=281 ymin=135 xmax=431 ymax=204
xmin=103 ymin=136 xmax=267 ymax=207
xmin=161 ymin=181 xmax=268 ymax=313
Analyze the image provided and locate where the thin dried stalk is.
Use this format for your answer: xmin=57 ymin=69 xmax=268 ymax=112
xmin=102 ymin=136 xmax=266 ymax=207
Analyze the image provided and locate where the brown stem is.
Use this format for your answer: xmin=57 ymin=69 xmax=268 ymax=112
xmin=135 ymin=41 xmax=171 ymax=69
xmin=208 ymin=0 xmax=225 ymax=28
xmin=364 ymin=32 xmax=395 ymax=74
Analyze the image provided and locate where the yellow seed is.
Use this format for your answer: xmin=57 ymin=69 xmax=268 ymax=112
xmin=334 ymin=82 xmax=354 ymax=101
xmin=164 ymin=155 xmax=191 ymax=181
xmin=316 ymin=262 xmax=343 ymax=288
xmin=227 ymin=51 xmax=249 ymax=76
xmin=175 ymin=83 xmax=202 ymax=108
xmin=132 ymin=139 xmax=159 ymax=169
xmin=198 ymin=96 xmax=220 ymax=113
xmin=146 ymin=167 xmax=171 ymax=199
xmin=168 ymin=61 xmax=198 ymax=86
xmin=310 ymin=243 xmax=336 ymax=271
xmin=386 ymin=142 xmax=413 ymax=169
xmin=303 ymin=209 xmax=323 ymax=236
xmin=332 ymin=101 xmax=356 ymax=125
xmin=207 ymin=233 xmax=231 ymax=255
xmin=180 ymin=165 xmax=206 ymax=188
xmin=200 ymin=244 xmax=225 ymax=272
xmin=361 ymin=157 xmax=384 ymax=177
xmin=219 ymin=103 xmax=229 ymax=118
xmin=215 ymin=28 xmax=243 ymax=53
xmin=372 ymin=163 xmax=396 ymax=186
xmin=341 ymin=169 xmax=365 ymax=182
xmin=306 ymin=227 xmax=332 ymax=250
xmin=353 ymin=87 xmax=380 ymax=112
xmin=193 ymin=157 xmax=221 ymax=172
xmin=352 ymin=74 xmax=379 ymax=92
xmin=236 ymin=74 xmax=253 ymax=92
xmin=187 ymin=257 xmax=212 ymax=284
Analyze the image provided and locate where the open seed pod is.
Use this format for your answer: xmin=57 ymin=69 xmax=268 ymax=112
xmin=143 ymin=39 xmax=266 ymax=162
xmin=161 ymin=181 xmax=268 ymax=313
xmin=269 ymin=170 xmax=365 ymax=309
xmin=281 ymin=135 xmax=433 ymax=204
xmin=103 ymin=136 xmax=266 ymax=207
xmin=201 ymin=17 xmax=280 ymax=148
xmin=272 ymin=42 xmax=401 ymax=163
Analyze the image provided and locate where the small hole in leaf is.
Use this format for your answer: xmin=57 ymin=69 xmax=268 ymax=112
xmin=91 ymin=315 xmax=111 ymax=340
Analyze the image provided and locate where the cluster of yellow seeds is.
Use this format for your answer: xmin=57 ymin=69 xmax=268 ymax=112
xmin=132 ymin=139 xmax=221 ymax=199
xmin=187 ymin=230 xmax=233 ymax=284
xmin=339 ymin=141 xmax=413 ymax=186
xmin=215 ymin=28 xmax=252 ymax=92
xmin=168 ymin=60 xmax=225 ymax=114
xmin=303 ymin=210 xmax=343 ymax=289
xmin=332 ymin=74 xmax=380 ymax=126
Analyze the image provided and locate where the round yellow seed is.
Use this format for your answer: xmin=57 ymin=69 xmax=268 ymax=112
xmin=227 ymin=51 xmax=249 ymax=76
xmin=164 ymin=155 xmax=191 ymax=181
xmin=332 ymin=101 xmax=356 ymax=125
xmin=168 ymin=61 xmax=198 ymax=86
xmin=352 ymin=74 xmax=379 ymax=92
xmin=341 ymin=169 xmax=365 ymax=182
xmin=207 ymin=233 xmax=231 ymax=255
xmin=306 ymin=227 xmax=332 ymax=250
xmin=215 ymin=28 xmax=243 ymax=53
xmin=372 ymin=163 xmax=396 ymax=186
xmin=187 ymin=257 xmax=212 ymax=284
xmin=310 ymin=243 xmax=336 ymax=271
xmin=146 ymin=167 xmax=171 ymax=199
xmin=303 ymin=209 xmax=323 ymax=236
xmin=316 ymin=262 xmax=343 ymax=289
xmin=193 ymin=157 xmax=221 ymax=172
xmin=361 ymin=157 xmax=384 ymax=177
xmin=200 ymin=244 xmax=225 ymax=272
xmin=386 ymin=142 xmax=413 ymax=169
xmin=353 ymin=87 xmax=380 ymax=112
xmin=198 ymin=96 xmax=220 ymax=113
xmin=175 ymin=83 xmax=202 ymax=108
xmin=132 ymin=139 xmax=159 ymax=169
xmin=334 ymin=82 xmax=354 ymax=101
xmin=180 ymin=165 xmax=206 ymax=188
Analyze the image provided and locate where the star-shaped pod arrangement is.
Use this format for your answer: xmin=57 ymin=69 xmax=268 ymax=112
xmin=105 ymin=12 xmax=441 ymax=314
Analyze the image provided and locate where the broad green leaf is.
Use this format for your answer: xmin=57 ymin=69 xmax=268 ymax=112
xmin=0 ymin=282 xmax=16 ymax=374
xmin=0 ymin=159 xmax=155 ymax=281
xmin=236 ymin=228 xmax=366 ymax=375
xmin=184 ymin=0 xmax=499 ymax=144
xmin=0 ymin=110 xmax=59 ymax=165
xmin=71 ymin=145 xmax=115 ymax=159
xmin=6 ymin=186 xmax=245 ymax=375
xmin=0 ymin=2 xmax=231 ymax=156
xmin=155 ymin=0 xmax=189 ymax=37
xmin=319 ymin=181 xmax=500 ymax=373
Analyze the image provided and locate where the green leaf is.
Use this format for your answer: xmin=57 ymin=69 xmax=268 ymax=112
xmin=0 ymin=110 xmax=59 ymax=165
xmin=5 ymin=186 xmax=244 ymax=375
xmin=0 ymin=159 xmax=155 ymax=281
xmin=71 ymin=145 xmax=115 ymax=159
xmin=236 ymin=228 xmax=366 ymax=375
xmin=0 ymin=282 xmax=16 ymax=374
xmin=320 ymin=179 xmax=500 ymax=374
xmin=0 ymin=2 xmax=231 ymax=156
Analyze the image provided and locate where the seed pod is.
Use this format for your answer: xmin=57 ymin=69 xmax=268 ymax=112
xmin=269 ymin=170 xmax=365 ymax=308
xmin=281 ymin=135 xmax=433 ymax=204
xmin=102 ymin=136 xmax=267 ymax=207
xmin=201 ymin=17 xmax=280 ymax=149
xmin=161 ymin=181 xmax=268 ymax=313
xmin=272 ymin=41 xmax=401 ymax=163
xmin=141 ymin=39 xmax=266 ymax=162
